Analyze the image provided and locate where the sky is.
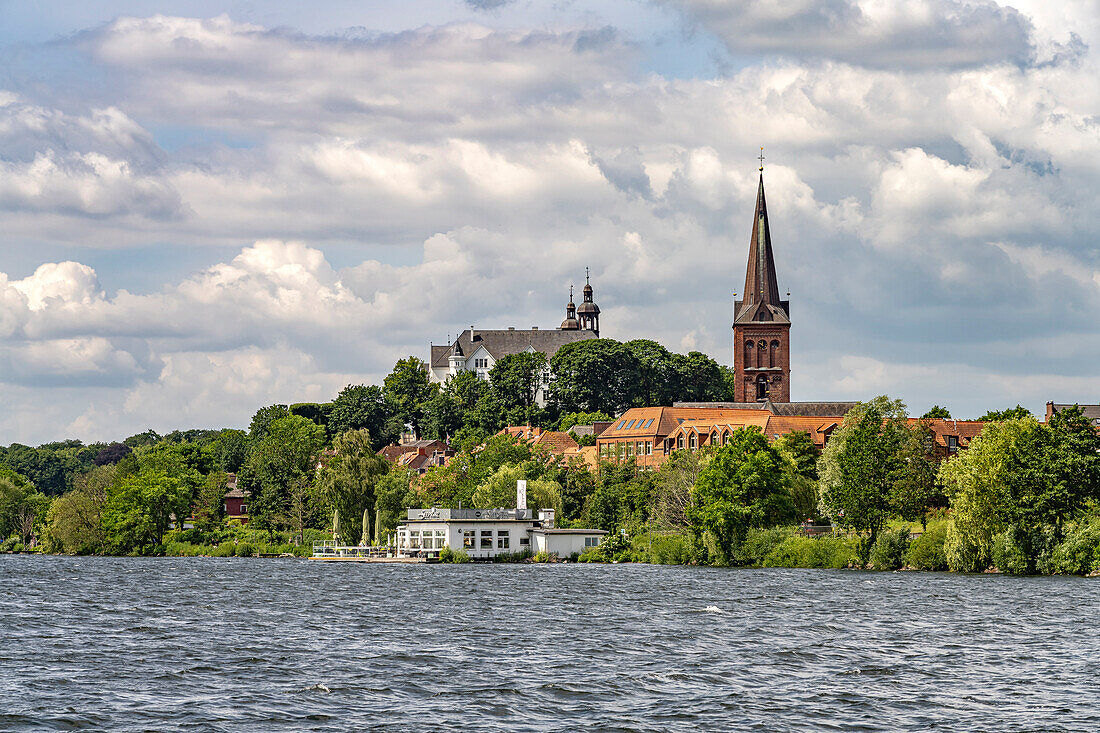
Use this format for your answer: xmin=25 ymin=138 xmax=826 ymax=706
xmin=0 ymin=0 xmax=1097 ymax=445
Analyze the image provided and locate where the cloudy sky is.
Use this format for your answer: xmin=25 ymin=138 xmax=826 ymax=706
xmin=0 ymin=0 xmax=1097 ymax=444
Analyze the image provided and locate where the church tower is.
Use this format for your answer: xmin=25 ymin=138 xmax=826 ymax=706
xmin=732 ymin=163 xmax=790 ymax=402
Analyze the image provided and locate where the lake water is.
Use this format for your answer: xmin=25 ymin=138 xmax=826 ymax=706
xmin=2 ymin=556 xmax=1098 ymax=732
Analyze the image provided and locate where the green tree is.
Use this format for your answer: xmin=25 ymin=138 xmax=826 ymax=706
xmin=687 ymin=428 xmax=794 ymax=565
xmin=102 ymin=469 xmax=191 ymax=553
xmin=317 ymin=429 xmax=390 ymax=545
xmin=651 ymin=447 xmax=711 ymax=530
xmin=328 ymin=384 xmax=396 ymax=447
xmin=891 ymin=421 xmax=941 ymax=530
xmin=625 ymin=339 xmax=680 ymax=406
xmin=922 ymin=405 xmax=952 ymax=419
xmin=214 ymin=429 xmax=248 ymax=473
xmin=978 ymin=405 xmax=1032 ymax=421
xmin=383 ymin=357 xmax=436 ymax=437
xmin=249 ymin=404 xmax=291 ymax=441
xmin=673 ymin=351 xmax=726 ymax=402
xmin=192 ymin=471 xmax=229 ymax=532
xmin=774 ymin=430 xmax=820 ymax=480
xmin=376 ymin=468 xmax=417 ymax=538
xmin=550 ymin=339 xmax=642 ymax=415
xmin=471 ymin=464 xmax=563 ymax=515
xmin=818 ymin=396 xmax=909 ymax=564
xmin=489 ymin=352 xmax=548 ymax=412
xmin=939 ymin=418 xmax=1031 ymax=572
xmin=244 ymin=415 xmax=326 ymax=530
xmin=0 ymin=474 xmax=50 ymax=544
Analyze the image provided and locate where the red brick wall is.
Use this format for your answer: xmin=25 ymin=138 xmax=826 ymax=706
xmin=732 ymin=323 xmax=790 ymax=402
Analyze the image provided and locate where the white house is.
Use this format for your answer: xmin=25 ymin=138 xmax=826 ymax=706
xmin=395 ymin=481 xmax=607 ymax=560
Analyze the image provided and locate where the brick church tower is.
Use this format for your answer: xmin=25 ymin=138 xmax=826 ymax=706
xmin=732 ymin=169 xmax=790 ymax=402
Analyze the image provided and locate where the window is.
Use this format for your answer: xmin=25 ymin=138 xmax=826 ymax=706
xmin=463 ymin=530 xmax=475 ymax=549
xmin=689 ymin=433 xmax=697 ymax=450
xmin=240 ymin=504 xmax=247 ymax=514
xmin=770 ymin=340 xmax=779 ymax=368
xmin=677 ymin=434 xmax=684 ymax=450
xmin=497 ymin=531 xmax=510 ymax=549
xmin=723 ymin=431 xmax=731 ymax=446
xmin=626 ymin=442 xmax=634 ymax=457
xmin=223 ymin=502 xmax=228 ymax=513
xmin=756 ymin=374 xmax=769 ymax=401
xmin=744 ymin=340 xmax=753 ymax=368
xmin=645 ymin=441 xmax=653 ymax=456
xmin=710 ymin=431 xmax=718 ymax=445
xmin=625 ymin=419 xmax=636 ymax=429
xmin=618 ymin=443 xmax=625 ymax=459
xmin=481 ymin=530 xmax=494 ymax=549
xmin=410 ymin=534 xmax=421 ymax=549
xmin=519 ymin=537 xmax=530 ymax=546
xmin=644 ymin=418 xmax=654 ymax=429
xmin=948 ymin=436 xmax=958 ymax=452
xmin=584 ymin=536 xmax=601 ymax=548
xmin=616 ymin=421 xmax=626 ymax=430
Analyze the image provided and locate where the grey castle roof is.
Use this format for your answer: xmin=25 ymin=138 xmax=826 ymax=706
xmin=431 ymin=328 xmax=597 ymax=368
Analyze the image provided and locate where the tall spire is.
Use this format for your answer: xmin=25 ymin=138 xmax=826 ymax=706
xmin=742 ymin=173 xmax=781 ymax=308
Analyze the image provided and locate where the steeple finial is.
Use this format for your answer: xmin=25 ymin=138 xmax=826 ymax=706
xmin=585 ymin=266 xmax=590 ymax=285
xmin=569 ymin=284 xmax=574 ymax=301
xmin=758 ymin=146 xmax=765 ymax=172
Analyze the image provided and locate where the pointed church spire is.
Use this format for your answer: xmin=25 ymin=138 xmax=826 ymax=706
xmin=742 ymin=173 xmax=782 ymax=308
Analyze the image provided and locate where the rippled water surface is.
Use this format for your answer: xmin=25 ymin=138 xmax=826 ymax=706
xmin=3 ymin=556 xmax=1099 ymax=731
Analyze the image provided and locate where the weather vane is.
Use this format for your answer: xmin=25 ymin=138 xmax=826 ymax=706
xmin=758 ymin=146 xmax=765 ymax=172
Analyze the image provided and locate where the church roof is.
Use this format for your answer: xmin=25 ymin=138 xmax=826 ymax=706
xmin=672 ymin=401 xmax=859 ymax=417
xmin=735 ymin=174 xmax=789 ymax=324
xmin=431 ymin=328 xmax=596 ymax=368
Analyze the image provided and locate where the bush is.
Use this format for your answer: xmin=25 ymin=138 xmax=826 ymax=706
xmin=494 ymin=549 xmax=533 ymax=563
xmin=439 ymin=546 xmax=470 ymax=563
xmin=235 ymin=542 xmax=254 ymax=557
xmin=644 ymin=533 xmax=698 ymax=565
xmin=906 ymin=525 xmax=948 ymax=571
xmin=762 ymin=536 xmax=859 ymax=569
xmin=992 ymin=526 xmax=1057 ymax=575
xmin=212 ymin=542 xmax=236 ymax=558
xmin=532 ymin=551 xmax=553 ymax=563
xmin=1050 ymin=521 xmax=1100 ymax=576
xmin=944 ymin=523 xmax=988 ymax=573
xmin=577 ymin=547 xmax=604 ymax=563
xmin=869 ymin=528 xmax=910 ymax=571
xmin=736 ymin=527 xmax=795 ymax=567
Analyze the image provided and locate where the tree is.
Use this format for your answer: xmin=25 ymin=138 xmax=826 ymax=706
xmin=0 ymin=475 xmax=49 ymax=543
xmin=383 ymin=357 xmax=436 ymax=437
xmin=625 ymin=339 xmax=680 ymax=406
xmin=376 ymin=469 xmax=417 ymax=538
xmin=249 ymin=404 xmax=290 ymax=441
xmin=317 ymin=429 xmax=390 ymax=545
xmin=939 ymin=418 xmax=1031 ymax=572
xmin=922 ymin=405 xmax=952 ymax=419
xmin=687 ymin=428 xmax=794 ymax=564
xmin=818 ymin=396 xmax=909 ymax=564
xmin=550 ymin=339 xmax=642 ymax=415
xmin=978 ymin=405 xmax=1032 ymax=422
xmin=45 ymin=489 xmax=105 ymax=554
xmin=891 ymin=421 xmax=941 ymax=530
xmin=651 ymin=448 xmax=711 ymax=530
xmin=244 ymin=415 xmax=326 ymax=530
xmin=673 ymin=351 xmax=726 ymax=403
xmin=215 ymin=429 xmax=249 ymax=473
xmin=328 ymin=384 xmax=396 ymax=447
xmin=93 ymin=442 xmax=132 ymax=466
xmin=102 ymin=469 xmax=191 ymax=553
xmin=774 ymin=430 xmax=820 ymax=480
xmin=489 ymin=352 xmax=548 ymax=412
xmin=471 ymin=464 xmax=563 ymax=516
xmin=192 ymin=471 xmax=229 ymax=532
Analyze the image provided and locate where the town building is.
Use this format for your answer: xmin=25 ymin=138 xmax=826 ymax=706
xmin=428 ymin=273 xmax=602 ymax=405
xmin=378 ymin=439 xmax=453 ymax=474
xmin=908 ymin=418 xmax=985 ymax=458
xmin=732 ymin=169 xmax=791 ymax=403
xmin=223 ymin=473 xmax=249 ymax=524
xmin=1046 ymin=402 xmax=1100 ymax=428
xmin=595 ymin=401 xmax=856 ymax=469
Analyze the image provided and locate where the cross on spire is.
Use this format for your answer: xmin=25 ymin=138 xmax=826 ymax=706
xmin=758 ymin=146 xmax=765 ymax=172
xmin=585 ymin=266 xmax=590 ymax=284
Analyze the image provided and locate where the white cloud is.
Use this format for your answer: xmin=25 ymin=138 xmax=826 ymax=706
xmin=667 ymin=0 xmax=1034 ymax=69
xmin=1 ymin=7 xmax=1100 ymax=442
